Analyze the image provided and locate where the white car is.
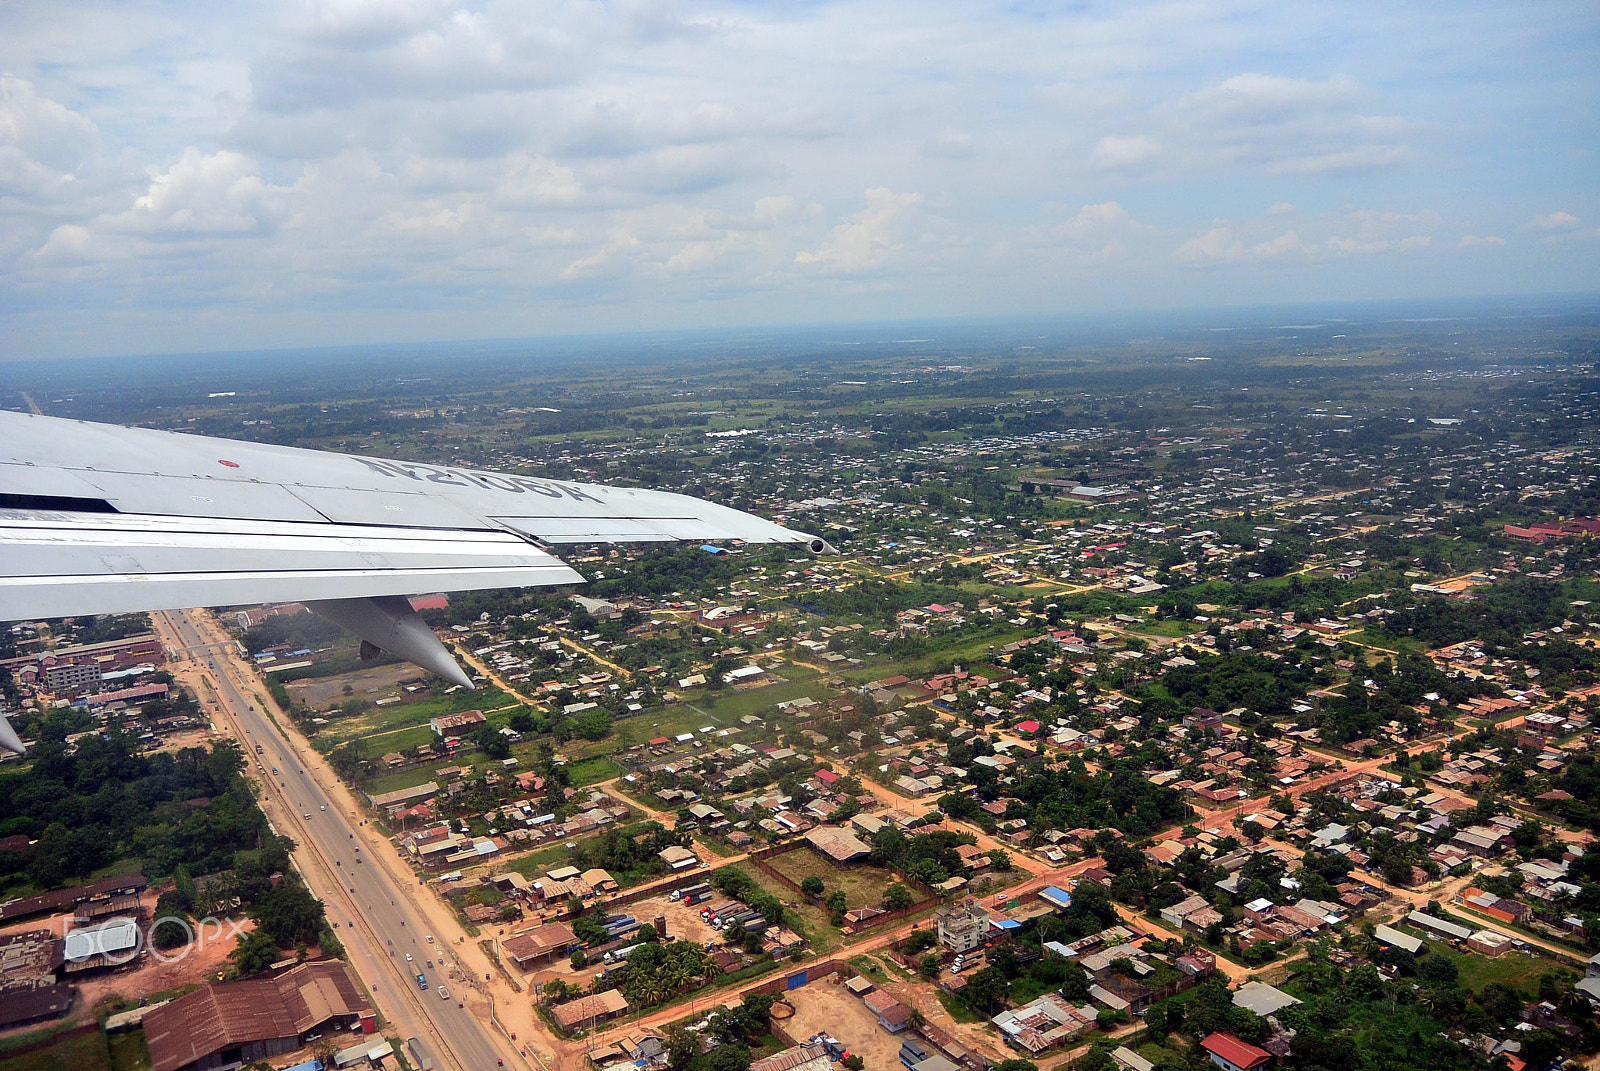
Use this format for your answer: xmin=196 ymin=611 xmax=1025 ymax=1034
xmin=425 ymin=935 xmax=434 ymax=944
xmin=303 ymin=813 xmax=312 ymax=820
xmin=405 ymin=953 xmax=414 ymax=962
xmin=438 ymin=986 xmax=450 ymax=1000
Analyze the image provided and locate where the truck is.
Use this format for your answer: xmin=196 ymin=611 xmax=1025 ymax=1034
xmin=406 ymin=1037 xmax=437 ymax=1071
xmin=254 ymin=744 xmax=264 ymax=754
xmin=604 ymin=943 xmax=641 ymax=964
xmin=415 ymin=972 xmax=428 ymax=991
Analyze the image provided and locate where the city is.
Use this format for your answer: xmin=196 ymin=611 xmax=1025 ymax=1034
xmin=3 ymin=309 xmax=1600 ymax=1071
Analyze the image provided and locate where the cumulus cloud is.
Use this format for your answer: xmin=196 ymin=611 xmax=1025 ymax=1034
xmin=1090 ymin=135 xmax=1159 ymax=169
xmin=0 ymin=76 xmax=97 ymax=170
xmin=118 ymin=148 xmax=285 ymax=236
xmin=1532 ymin=210 xmax=1580 ymax=230
xmin=795 ymin=187 xmax=923 ymax=274
xmin=1459 ymin=234 xmax=1505 ymax=248
xmin=0 ymin=0 xmax=1593 ymax=355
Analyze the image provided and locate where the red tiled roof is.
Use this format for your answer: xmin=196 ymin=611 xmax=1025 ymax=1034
xmin=1200 ymin=1032 xmax=1271 ymax=1069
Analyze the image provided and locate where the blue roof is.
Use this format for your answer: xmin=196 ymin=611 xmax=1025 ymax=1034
xmin=700 ymin=544 xmax=728 ymax=555
xmin=993 ymin=918 xmax=1021 ymax=930
xmin=1039 ymin=885 xmax=1073 ymax=909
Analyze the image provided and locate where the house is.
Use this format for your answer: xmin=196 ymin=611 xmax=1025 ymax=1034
xmin=499 ymin=922 xmax=578 ymax=970
xmin=1111 ymin=1047 xmax=1156 ymax=1071
xmin=142 ymin=960 xmax=374 ymax=1071
xmin=862 ymin=990 xmax=911 ymax=1033
xmin=752 ymin=1042 xmax=833 ymax=1071
xmin=1160 ymin=894 xmax=1211 ymax=929
xmin=804 ymin=826 xmax=873 ymax=865
xmin=658 ymin=846 xmax=700 ymax=871
xmin=551 ymin=989 xmax=630 ymax=1031
xmin=1200 ymin=1032 xmax=1272 ymax=1071
xmin=990 ymin=993 xmax=1096 ymax=1053
xmin=936 ymin=899 xmax=990 ymax=953
xmin=1232 ymin=982 xmax=1299 ymax=1017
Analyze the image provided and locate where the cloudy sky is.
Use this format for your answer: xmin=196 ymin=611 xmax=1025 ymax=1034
xmin=1 ymin=0 xmax=1596 ymax=359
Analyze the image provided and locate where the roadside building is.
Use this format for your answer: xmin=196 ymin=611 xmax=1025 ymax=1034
xmin=1199 ymin=1032 xmax=1272 ymax=1071
xmin=804 ymin=826 xmax=873 ymax=866
xmin=936 ymin=899 xmax=990 ymax=953
xmin=551 ymin=989 xmax=629 ymax=1031
xmin=143 ymin=960 xmax=374 ymax=1071
xmin=499 ymin=922 xmax=578 ymax=971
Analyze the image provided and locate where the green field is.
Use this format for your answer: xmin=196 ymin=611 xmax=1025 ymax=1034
xmin=766 ymin=849 xmax=903 ymax=914
xmin=106 ymin=1031 xmax=151 ymax=1071
xmin=0 ymin=1028 xmax=111 ymax=1071
xmin=565 ymin=755 xmax=624 ymax=787
xmin=1420 ymin=937 xmax=1555 ymax=992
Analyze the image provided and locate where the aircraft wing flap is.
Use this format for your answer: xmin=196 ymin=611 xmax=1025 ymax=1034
xmin=0 ymin=510 xmax=583 ymax=620
xmin=491 ymin=516 xmax=681 ymax=543
xmin=72 ymin=470 xmax=329 ymax=522
xmin=286 ymin=484 xmax=491 ymax=529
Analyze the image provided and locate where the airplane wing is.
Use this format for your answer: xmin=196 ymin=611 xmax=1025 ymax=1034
xmin=0 ymin=411 xmax=829 ymax=752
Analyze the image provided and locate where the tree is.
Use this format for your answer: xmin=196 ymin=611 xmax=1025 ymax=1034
xmin=472 ymin=725 xmax=512 ymax=759
xmin=253 ymin=878 xmax=326 ymax=946
xmin=571 ymin=950 xmax=587 ymax=969
xmin=666 ymin=1025 xmax=699 ymax=1070
xmin=800 ymin=876 xmax=825 ymax=898
xmin=825 ymin=890 xmax=847 ymax=914
xmin=883 ymin=883 xmax=914 ymax=911
xmin=989 ymin=943 xmax=1020 ymax=979
xmin=962 ymin=966 xmax=1010 ymax=1014
xmin=919 ymin=954 xmax=940 ymax=980
xmin=230 ymin=930 xmax=280 ymax=976
xmin=151 ymin=891 xmax=192 ymax=950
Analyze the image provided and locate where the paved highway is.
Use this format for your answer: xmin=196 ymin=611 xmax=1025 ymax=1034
xmin=155 ymin=610 xmax=515 ymax=1071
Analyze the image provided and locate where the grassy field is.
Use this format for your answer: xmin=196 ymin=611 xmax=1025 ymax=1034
xmin=308 ymin=685 xmax=518 ymax=753
xmin=106 ymin=1031 xmax=151 ymax=1071
xmin=0 ymin=1028 xmax=111 ymax=1071
xmin=729 ymin=864 xmax=841 ymax=954
xmin=766 ymin=850 xmax=902 ymax=915
xmin=1421 ymin=937 xmax=1553 ymax=992
xmin=565 ymin=755 xmax=624 ymax=787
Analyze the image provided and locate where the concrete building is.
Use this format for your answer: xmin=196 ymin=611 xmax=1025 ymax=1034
xmin=936 ymin=898 xmax=990 ymax=953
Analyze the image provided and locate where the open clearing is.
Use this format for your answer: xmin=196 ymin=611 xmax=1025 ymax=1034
xmin=767 ymin=850 xmax=902 ymax=914
xmin=781 ymin=976 xmax=904 ymax=1070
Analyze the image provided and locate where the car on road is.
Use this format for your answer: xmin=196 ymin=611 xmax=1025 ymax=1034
xmin=405 ymin=953 xmax=413 ymax=962
xmin=425 ymin=935 xmax=434 ymax=943
xmin=303 ymin=813 xmax=312 ymax=819
xmin=438 ymin=986 xmax=449 ymax=1000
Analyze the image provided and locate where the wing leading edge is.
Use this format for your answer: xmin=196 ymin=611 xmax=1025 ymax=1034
xmin=0 ymin=412 xmax=830 ymax=753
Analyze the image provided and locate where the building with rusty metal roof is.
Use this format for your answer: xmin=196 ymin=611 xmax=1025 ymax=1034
xmin=143 ymin=960 xmax=374 ymax=1071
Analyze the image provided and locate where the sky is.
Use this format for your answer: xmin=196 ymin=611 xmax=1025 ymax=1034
xmin=1 ymin=1 xmax=1597 ymax=360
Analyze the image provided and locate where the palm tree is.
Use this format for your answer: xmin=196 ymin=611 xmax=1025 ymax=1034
xmin=907 ymin=1007 xmax=926 ymax=1032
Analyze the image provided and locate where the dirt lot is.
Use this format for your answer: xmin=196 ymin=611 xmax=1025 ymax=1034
xmin=286 ymin=662 xmax=414 ymax=708
xmin=75 ymin=916 xmax=256 ymax=1011
xmin=145 ymin=727 xmax=228 ymax=756
xmin=767 ymin=851 xmax=899 ymax=911
xmin=782 ymin=976 xmax=906 ymax=1070
xmin=647 ymin=896 xmax=724 ymax=945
